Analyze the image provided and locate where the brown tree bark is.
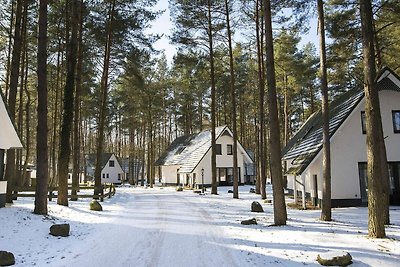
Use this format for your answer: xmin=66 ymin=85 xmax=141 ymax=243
xmin=264 ymin=0 xmax=287 ymax=225
xmin=94 ymin=0 xmax=116 ymax=198
xmin=207 ymin=0 xmax=218 ymax=195
xmin=34 ymin=0 xmax=49 ymax=215
xmin=359 ymin=0 xmax=386 ymax=238
xmin=57 ymin=0 xmax=80 ymax=206
xmin=318 ymin=0 xmax=332 ymax=221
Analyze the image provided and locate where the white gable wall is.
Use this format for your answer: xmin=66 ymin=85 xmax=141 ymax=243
xmin=160 ymin=165 xmax=181 ymax=185
xmin=101 ymin=154 xmax=124 ymax=184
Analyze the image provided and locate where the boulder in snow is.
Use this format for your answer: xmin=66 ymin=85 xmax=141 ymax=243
xmin=317 ymin=251 xmax=352 ymax=266
xmin=251 ymin=201 xmax=264 ymax=212
xmin=50 ymin=223 xmax=70 ymax=237
xmin=176 ymin=186 xmax=183 ymax=192
xmin=228 ymin=190 xmax=233 ymax=193
xmin=90 ymin=200 xmax=103 ymax=211
xmin=241 ymin=218 xmax=257 ymax=225
xmin=249 ymin=188 xmax=255 ymax=193
xmin=0 ymin=251 xmax=15 ymax=266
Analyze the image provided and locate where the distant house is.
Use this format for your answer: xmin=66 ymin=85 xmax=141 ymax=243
xmin=85 ymin=153 xmax=124 ymax=184
xmin=155 ymin=126 xmax=254 ymax=187
xmin=0 ymin=93 xmax=23 ymax=207
xmin=282 ymin=67 xmax=400 ymax=207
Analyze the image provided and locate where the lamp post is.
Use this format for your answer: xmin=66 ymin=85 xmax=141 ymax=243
xmin=201 ymin=168 xmax=204 ymax=194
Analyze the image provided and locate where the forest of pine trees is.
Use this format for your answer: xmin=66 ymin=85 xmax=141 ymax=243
xmin=0 ymin=0 xmax=399 ymax=236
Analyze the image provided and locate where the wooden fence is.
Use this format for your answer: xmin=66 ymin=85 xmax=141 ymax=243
xmin=11 ymin=184 xmax=116 ymax=201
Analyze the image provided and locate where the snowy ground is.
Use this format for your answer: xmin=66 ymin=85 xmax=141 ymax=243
xmin=0 ymin=185 xmax=399 ymax=267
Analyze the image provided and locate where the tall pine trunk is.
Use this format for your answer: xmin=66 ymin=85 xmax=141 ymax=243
xmin=57 ymin=0 xmax=80 ymax=206
xmin=207 ymin=0 xmax=218 ymax=195
xmin=34 ymin=0 xmax=49 ymax=215
xmin=224 ymin=0 xmax=239 ymax=199
xmin=359 ymin=0 xmax=386 ymax=238
xmin=94 ymin=0 xmax=116 ymax=197
xmin=5 ymin=0 xmax=24 ymax=203
xmin=318 ymin=0 xmax=332 ymax=221
xmin=264 ymin=0 xmax=287 ymax=225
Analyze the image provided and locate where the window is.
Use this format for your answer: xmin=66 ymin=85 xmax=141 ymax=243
xmin=106 ymin=173 xmax=109 ymax=179
xmin=102 ymin=173 xmax=105 ymax=178
xmin=392 ymin=111 xmax=400 ymax=133
xmin=216 ymin=144 xmax=222 ymax=155
xmin=109 ymin=160 xmax=115 ymax=167
xmin=227 ymin=144 xmax=233 ymax=155
xmin=361 ymin=111 xmax=366 ymax=134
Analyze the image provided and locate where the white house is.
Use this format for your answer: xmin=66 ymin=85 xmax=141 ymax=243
xmin=282 ymin=67 xmax=400 ymax=207
xmin=85 ymin=153 xmax=125 ymax=184
xmin=0 ymin=93 xmax=23 ymax=207
xmin=155 ymin=126 xmax=254 ymax=187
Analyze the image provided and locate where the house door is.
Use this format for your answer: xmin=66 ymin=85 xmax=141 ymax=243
xmin=358 ymin=163 xmax=368 ymax=204
xmin=389 ymin=162 xmax=400 ymax=205
xmin=177 ymin=172 xmax=180 ymax=186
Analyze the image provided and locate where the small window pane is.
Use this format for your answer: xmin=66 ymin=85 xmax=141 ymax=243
xmin=361 ymin=111 xmax=366 ymax=134
xmin=216 ymin=144 xmax=222 ymax=155
xmin=392 ymin=111 xmax=400 ymax=133
xmin=227 ymin=144 xmax=233 ymax=155
xmin=109 ymin=160 xmax=115 ymax=167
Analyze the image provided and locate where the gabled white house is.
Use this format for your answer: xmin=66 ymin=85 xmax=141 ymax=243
xmin=282 ymin=67 xmax=400 ymax=207
xmin=0 ymin=93 xmax=23 ymax=207
xmin=85 ymin=153 xmax=125 ymax=184
xmin=155 ymin=126 xmax=254 ymax=187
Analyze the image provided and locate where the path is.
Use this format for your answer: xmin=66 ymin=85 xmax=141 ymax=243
xmin=54 ymin=187 xmax=242 ymax=267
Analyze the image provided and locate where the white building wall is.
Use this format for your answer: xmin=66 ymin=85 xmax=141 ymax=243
xmin=101 ymin=154 xmax=124 ymax=184
xmin=161 ymin=165 xmax=180 ymax=185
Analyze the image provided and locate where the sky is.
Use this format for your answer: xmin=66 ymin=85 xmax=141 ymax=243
xmin=146 ymin=1 xmax=320 ymax=65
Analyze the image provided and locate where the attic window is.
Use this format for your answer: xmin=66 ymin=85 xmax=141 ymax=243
xmin=109 ymin=160 xmax=115 ymax=167
xmin=175 ymin=146 xmax=186 ymax=155
xmin=393 ymin=111 xmax=400 ymax=133
xmin=361 ymin=111 xmax=366 ymax=134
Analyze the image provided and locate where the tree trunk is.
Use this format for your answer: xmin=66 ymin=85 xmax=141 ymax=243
xmin=71 ymin=0 xmax=84 ymax=201
xmin=5 ymin=0 xmax=24 ymax=203
xmin=207 ymin=0 xmax=218 ymax=195
xmin=34 ymin=0 xmax=49 ymax=215
xmin=264 ymin=0 xmax=287 ymax=226
xmin=94 ymin=0 xmax=116 ymax=198
xmin=318 ymin=0 xmax=332 ymax=221
xmin=57 ymin=0 xmax=80 ymax=206
xmin=359 ymin=0 xmax=386 ymax=238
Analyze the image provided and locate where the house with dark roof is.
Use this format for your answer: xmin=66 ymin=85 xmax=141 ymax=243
xmin=0 ymin=93 xmax=23 ymax=207
xmin=85 ymin=153 xmax=125 ymax=184
xmin=282 ymin=67 xmax=400 ymax=207
xmin=155 ymin=126 xmax=254 ymax=187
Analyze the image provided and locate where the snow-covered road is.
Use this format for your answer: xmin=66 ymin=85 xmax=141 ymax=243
xmin=50 ymin=187 xmax=244 ymax=267
xmin=1 ymin=185 xmax=400 ymax=267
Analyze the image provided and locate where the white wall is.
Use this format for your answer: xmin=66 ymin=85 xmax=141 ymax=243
xmin=101 ymin=154 xmax=124 ymax=184
xmin=161 ymin=165 xmax=180 ymax=185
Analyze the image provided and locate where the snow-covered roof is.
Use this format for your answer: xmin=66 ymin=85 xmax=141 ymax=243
xmin=155 ymin=126 xmax=252 ymax=173
xmin=0 ymin=93 xmax=23 ymax=149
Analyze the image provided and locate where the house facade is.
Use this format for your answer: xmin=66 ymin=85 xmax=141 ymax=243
xmin=155 ymin=126 xmax=254 ymax=187
xmin=0 ymin=93 xmax=23 ymax=207
xmin=85 ymin=153 xmax=125 ymax=184
xmin=282 ymin=67 xmax=400 ymax=207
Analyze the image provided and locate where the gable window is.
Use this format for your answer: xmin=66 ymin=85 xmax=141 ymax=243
xmin=106 ymin=173 xmax=109 ymax=178
xmin=392 ymin=111 xmax=400 ymax=133
xmin=109 ymin=160 xmax=115 ymax=167
xmin=227 ymin=144 xmax=233 ymax=155
xmin=102 ymin=173 xmax=105 ymax=178
xmin=361 ymin=111 xmax=366 ymax=134
xmin=216 ymin=144 xmax=222 ymax=155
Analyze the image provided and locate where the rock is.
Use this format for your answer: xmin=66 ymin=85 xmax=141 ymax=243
xmin=249 ymin=188 xmax=255 ymax=193
xmin=0 ymin=251 xmax=15 ymax=266
xmin=228 ymin=190 xmax=233 ymax=193
xmin=176 ymin=186 xmax=183 ymax=192
xmin=241 ymin=218 xmax=257 ymax=225
xmin=317 ymin=251 xmax=352 ymax=266
xmin=264 ymin=199 xmax=272 ymax=204
xmin=90 ymin=200 xmax=103 ymax=211
xmin=251 ymin=201 xmax=264 ymax=212
xmin=50 ymin=224 xmax=70 ymax=237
